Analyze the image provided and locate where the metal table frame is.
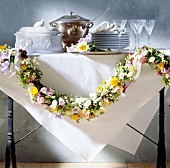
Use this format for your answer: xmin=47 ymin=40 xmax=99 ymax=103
xmin=4 ymin=87 xmax=166 ymax=168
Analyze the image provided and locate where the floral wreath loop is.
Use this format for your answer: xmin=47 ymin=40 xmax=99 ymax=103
xmin=0 ymin=39 xmax=170 ymax=123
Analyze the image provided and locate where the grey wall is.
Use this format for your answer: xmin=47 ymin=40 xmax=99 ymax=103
xmin=1 ymin=0 xmax=170 ymax=48
xmin=0 ymin=0 xmax=170 ymax=163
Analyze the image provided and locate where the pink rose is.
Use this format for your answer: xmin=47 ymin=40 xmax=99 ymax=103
xmin=47 ymin=88 xmax=55 ymax=96
xmin=40 ymin=87 xmax=47 ymax=94
xmin=37 ymin=96 xmax=45 ymax=104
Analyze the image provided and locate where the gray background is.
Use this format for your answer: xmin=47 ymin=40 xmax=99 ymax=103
xmin=0 ymin=0 xmax=170 ymax=163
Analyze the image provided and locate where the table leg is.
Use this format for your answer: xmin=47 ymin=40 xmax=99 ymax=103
xmin=127 ymin=87 xmax=166 ymax=167
xmin=5 ymin=96 xmax=17 ymax=168
xmin=156 ymin=87 xmax=166 ymax=168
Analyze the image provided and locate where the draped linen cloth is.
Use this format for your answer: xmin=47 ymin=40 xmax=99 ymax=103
xmin=0 ymin=52 xmax=165 ymax=161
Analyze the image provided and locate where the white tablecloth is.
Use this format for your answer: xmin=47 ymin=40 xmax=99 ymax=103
xmin=0 ymin=52 xmax=166 ymax=161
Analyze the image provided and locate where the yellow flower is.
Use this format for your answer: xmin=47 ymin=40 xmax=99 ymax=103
xmin=103 ymin=99 xmax=111 ymax=105
xmin=157 ymin=62 xmax=164 ymax=70
xmin=30 ymin=86 xmax=38 ymax=95
xmin=110 ymin=77 xmax=119 ymax=86
xmin=0 ymin=45 xmax=6 ymax=50
xmin=102 ymin=80 xmax=106 ymax=85
xmin=71 ymin=114 xmax=79 ymax=120
xmin=21 ymin=64 xmax=27 ymax=70
xmin=102 ymin=99 xmax=111 ymax=108
xmin=77 ymin=41 xmax=89 ymax=52
xmin=96 ymin=85 xmax=103 ymax=92
xmin=65 ymin=110 xmax=72 ymax=116
xmin=50 ymin=106 xmax=58 ymax=112
xmin=80 ymin=44 xmax=87 ymax=51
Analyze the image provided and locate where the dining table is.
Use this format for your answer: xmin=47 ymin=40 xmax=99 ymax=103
xmin=0 ymin=50 xmax=168 ymax=167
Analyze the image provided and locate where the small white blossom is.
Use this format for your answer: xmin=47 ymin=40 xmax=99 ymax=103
xmin=59 ymin=97 xmax=65 ymax=106
xmin=132 ymin=57 xmax=138 ymax=66
xmin=158 ymin=53 xmax=164 ymax=59
xmin=89 ymin=92 xmax=97 ymax=99
xmin=93 ymin=97 xmax=102 ymax=103
xmin=84 ymin=100 xmax=91 ymax=108
xmin=142 ymin=50 xmax=148 ymax=56
xmin=137 ymin=53 xmax=143 ymax=60
xmin=50 ymin=100 xmax=57 ymax=109
xmin=127 ymin=70 xmax=134 ymax=78
xmin=149 ymin=57 xmax=155 ymax=63
xmin=75 ymin=97 xmax=86 ymax=104
xmin=27 ymin=83 xmax=35 ymax=92
xmin=118 ymin=72 xmax=125 ymax=79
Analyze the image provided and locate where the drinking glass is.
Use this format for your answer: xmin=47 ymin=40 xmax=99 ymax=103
xmin=113 ymin=20 xmax=127 ymax=27
xmin=144 ymin=20 xmax=156 ymax=46
xmin=129 ymin=19 xmax=146 ymax=49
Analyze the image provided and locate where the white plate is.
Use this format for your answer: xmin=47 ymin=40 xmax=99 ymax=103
xmin=71 ymin=51 xmax=122 ymax=55
xmin=95 ymin=45 xmax=129 ymax=47
xmin=92 ymin=37 xmax=130 ymax=39
xmin=116 ymin=49 xmax=131 ymax=53
xmin=92 ymin=38 xmax=130 ymax=41
xmin=94 ymin=42 xmax=130 ymax=44
xmin=92 ymin=32 xmax=129 ymax=35
xmin=92 ymin=37 xmax=130 ymax=40
xmin=95 ymin=44 xmax=130 ymax=47
xmin=95 ymin=43 xmax=130 ymax=45
xmin=96 ymin=46 xmax=129 ymax=49
xmin=92 ymin=34 xmax=130 ymax=36
xmin=92 ymin=36 xmax=130 ymax=38
xmin=92 ymin=36 xmax=129 ymax=37
xmin=92 ymin=33 xmax=129 ymax=35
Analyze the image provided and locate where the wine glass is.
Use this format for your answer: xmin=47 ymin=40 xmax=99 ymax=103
xmin=144 ymin=20 xmax=156 ymax=46
xmin=113 ymin=20 xmax=127 ymax=28
xmin=129 ymin=19 xmax=146 ymax=49
xmin=112 ymin=20 xmax=127 ymax=37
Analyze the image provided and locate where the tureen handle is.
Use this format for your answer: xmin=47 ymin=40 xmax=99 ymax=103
xmin=82 ymin=22 xmax=94 ymax=30
xmin=82 ymin=7 xmax=110 ymax=30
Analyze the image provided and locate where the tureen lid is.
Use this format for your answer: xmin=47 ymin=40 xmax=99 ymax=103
xmin=17 ymin=20 xmax=60 ymax=34
xmin=18 ymin=27 xmax=59 ymax=34
xmin=50 ymin=11 xmax=90 ymax=25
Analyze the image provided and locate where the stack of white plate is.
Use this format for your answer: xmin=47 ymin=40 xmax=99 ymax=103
xmin=91 ymin=32 xmax=130 ymax=50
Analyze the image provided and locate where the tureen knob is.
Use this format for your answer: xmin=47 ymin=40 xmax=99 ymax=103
xmin=68 ymin=11 xmax=73 ymax=16
xmin=33 ymin=19 xmax=44 ymax=27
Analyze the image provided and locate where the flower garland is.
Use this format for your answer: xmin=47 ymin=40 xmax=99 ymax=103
xmin=0 ymin=41 xmax=170 ymax=123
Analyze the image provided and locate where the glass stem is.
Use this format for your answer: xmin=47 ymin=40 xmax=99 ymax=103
xmin=148 ymin=35 xmax=150 ymax=46
xmin=135 ymin=34 xmax=137 ymax=50
xmin=137 ymin=35 xmax=140 ymax=49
